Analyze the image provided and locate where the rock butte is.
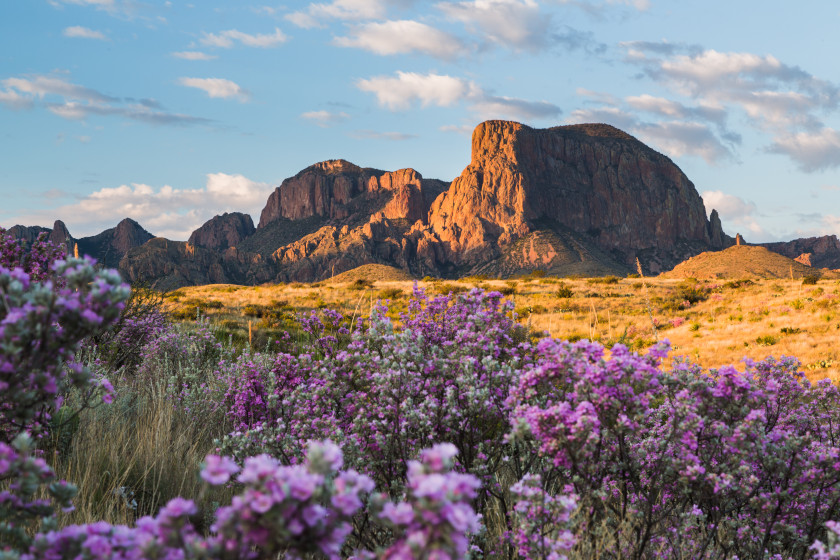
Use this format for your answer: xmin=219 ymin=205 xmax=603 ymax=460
xmin=8 ymin=120 xmax=836 ymax=288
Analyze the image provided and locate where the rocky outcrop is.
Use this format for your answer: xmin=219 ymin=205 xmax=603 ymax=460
xmin=258 ymin=160 xmax=445 ymax=227
xmin=761 ymin=235 xmax=840 ymax=270
xmin=49 ymin=220 xmax=72 ymax=247
xmin=77 ymin=218 xmax=154 ymax=269
xmin=6 ymin=225 xmax=53 ymax=244
xmin=423 ymin=121 xmax=729 ymax=274
xmin=188 ymin=212 xmax=255 ymax=251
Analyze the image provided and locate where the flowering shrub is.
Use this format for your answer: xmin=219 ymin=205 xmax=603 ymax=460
xmin=0 ymin=257 xmax=130 ymax=440
xmin=509 ymin=475 xmax=577 ymax=560
xmin=509 ymin=338 xmax=840 ymax=559
xmin=22 ymin=441 xmax=480 ymax=560
xmin=376 ymin=443 xmax=481 ymax=560
xmin=216 ymin=288 xmax=531 ymax=554
xmin=0 ymin=228 xmax=66 ymax=284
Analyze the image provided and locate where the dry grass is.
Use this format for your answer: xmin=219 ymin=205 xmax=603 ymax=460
xmin=47 ymin=376 xmax=233 ymax=528
xmin=167 ymin=274 xmax=840 ymax=384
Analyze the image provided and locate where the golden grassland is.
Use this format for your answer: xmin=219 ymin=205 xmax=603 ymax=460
xmin=165 ymin=273 xmax=840 ymax=385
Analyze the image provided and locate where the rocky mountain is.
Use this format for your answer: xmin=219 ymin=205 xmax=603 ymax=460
xmin=4 ymin=218 xmax=153 ymax=269
xmin=76 ymin=218 xmax=154 ymax=268
xmin=188 ymin=212 xmax=255 ymax=251
xmin=760 ymin=235 xmax=840 ymax=270
xmin=7 ymin=120 xmax=749 ymax=288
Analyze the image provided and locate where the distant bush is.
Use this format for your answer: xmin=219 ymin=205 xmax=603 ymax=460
xmin=587 ymin=275 xmax=620 ymax=285
xmin=556 ymin=283 xmax=574 ymax=298
xmin=348 ymin=278 xmax=374 ymax=291
xmin=378 ymin=287 xmax=404 ymax=300
xmin=803 ymin=274 xmax=821 ymax=285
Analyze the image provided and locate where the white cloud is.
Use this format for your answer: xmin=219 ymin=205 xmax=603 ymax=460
xmin=470 ymin=94 xmax=561 ymax=121
xmin=63 ymin=26 xmax=108 ymax=40
xmin=635 ymin=121 xmax=733 ymax=164
xmin=568 ymin=106 xmax=639 ymax=132
xmin=438 ymin=0 xmax=550 ymax=51
xmin=335 ymin=20 xmax=464 ymax=59
xmin=768 ymin=128 xmax=840 ymax=172
xmin=200 ymin=28 xmax=287 ymax=49
xmin=172 ymin=51 xmax=217 ymax=60
xmin=301 ymin=110 xmax=350 ymax=127
xmin=568 ymin=105 xmax=733 ymax=164
xmin=51 ymin=0 xmax=114 ymax=5
xmin=0 ymin=89 xmax=34 ymax=110
xmin=0 ymin=73 xmax=209 ymax=125
xmin=701 ymin=190 xmax=764 ymax=237
xmin=3 ymin=75 xmax=117 ymax=103
xmin=178 ymin=77 xmax=249 ymax=101
xmin=287 ymin=0 xmax=411 ymax=27
xmin=357 ymin=71 xmax=474 ymax=110
xmin=12 ymin=173 xmax=274 ymax=240
xmin=440 ymin=124 xmax=474 ymax=134
xmin=357 ymin=70 xmax=560 ymax=122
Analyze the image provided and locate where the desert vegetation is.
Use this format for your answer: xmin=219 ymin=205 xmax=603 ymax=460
xmin=6 ymin=232 xmax=840 ymax=559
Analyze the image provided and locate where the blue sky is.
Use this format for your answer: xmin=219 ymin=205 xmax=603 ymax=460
xmin=2 ymin=0 xmax=840 ymax=242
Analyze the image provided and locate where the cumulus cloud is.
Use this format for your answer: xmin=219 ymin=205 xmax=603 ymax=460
xmin=701 ymin=190 xmax=765 ymax=237
xmin=620 ymin=43 xmax=840 ymax=171
xmin=470 ymin=94 xmax=561 ymax=121
xmin=200 ymin=28 xmax=287 ymax=49
xmin=357 ymin=71 xmax=475 ymax=110
xmin=768 ymin=128 xmax=840 ymax=172
xmin=356 ymin=70 xmax=560 ymax=122
xmin=301 ymin=110 xmax=350 ymax=127
xmin=178 ymin=78 xmax=248 ymax=101
xmin=568 ymin=104 xmax=734 ymax=164
xmin=335 ymin=20 xmax=464 ymax=59
xmin=0 ymin=73 xmax=209 ymax=126
xmin=172 ymin=51 xmax=217 ymax=60
xmin=63 ymin=26 xmax=107 ymax=40
xmin=438 ymin=0 xmax=551 ymax=52
xmin=12 ymin=173 xmax=274 ymax=240
xmin=287 ymin=0 xmax=412 ymax=27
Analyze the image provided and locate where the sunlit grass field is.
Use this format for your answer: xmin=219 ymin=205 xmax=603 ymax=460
xmin=163 ymin=272 xmax=840 ymax=385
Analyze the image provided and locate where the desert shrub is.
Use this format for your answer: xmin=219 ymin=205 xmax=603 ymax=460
xmin=556 ymin=282 xmax=574 ymax=298
xmin=724 ymin=278 xmax=755 ymax=290
xmin=587 ymin=275 xmax=620 ymax=285
xmin=756 ymin=334 xmax=778 ymax=346
xmin=378 ymin=287 xmax=404 ymax=300
xmin=803 ymin=274 xmax=821 ymax=285
xmin=435 ymin=282 xmax=469 ymax=295
xmin=243 ymin=304 xmax=267 ymax=317
xmin=498 ymin=285 xmax=517 ymax=296
xmin=348 ymin=278 xmax=374 ymax=291
xmin=77 ymin=283 xmax=169 ymax=375
xmin=781 ymin=326 xmax=802 ymax=335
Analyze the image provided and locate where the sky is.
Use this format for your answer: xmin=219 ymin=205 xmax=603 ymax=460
xmin=2 ymin=1 xmax=840 ymax=242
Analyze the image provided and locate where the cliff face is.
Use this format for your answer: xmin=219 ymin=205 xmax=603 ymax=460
xmin=188 ymin=212 xmax=255 ymax=251
xmin=761 ymin=235 xmax=840 ymax=269
xmin=424 ymin=121 xmax=726 ymax=273
xmin=258 ymin=160 xmax=444 ymax=228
